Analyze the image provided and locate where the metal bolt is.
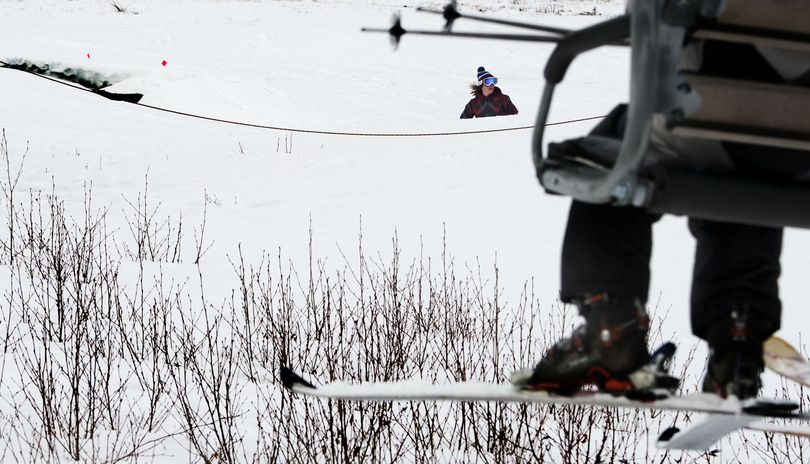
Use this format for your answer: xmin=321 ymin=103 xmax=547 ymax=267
xmin=613 ymin=184 xmax=628 ymax=201
xmin=676 ymin=82 xmax=692 ymax=94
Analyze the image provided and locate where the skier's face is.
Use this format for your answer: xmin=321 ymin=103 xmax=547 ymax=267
xmin=482 ymin=84 xmax=495 ymax=96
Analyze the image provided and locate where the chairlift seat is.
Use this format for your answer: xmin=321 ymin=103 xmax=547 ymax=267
xmin=534 ymin=0 xmax=810 ymax=228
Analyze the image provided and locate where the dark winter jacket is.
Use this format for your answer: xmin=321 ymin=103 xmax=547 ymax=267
xmin=459 ymin=87 xmax=518 ymax=119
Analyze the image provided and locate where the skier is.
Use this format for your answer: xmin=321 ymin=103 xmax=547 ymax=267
xmin=514 ymin=41 xmax=810 ymax=399
xmin=460 ymin=66 xmax=518 ymax=119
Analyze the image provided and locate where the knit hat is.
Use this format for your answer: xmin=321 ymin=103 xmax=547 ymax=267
xmin=476 ymin=66 xmax=495 ymax=85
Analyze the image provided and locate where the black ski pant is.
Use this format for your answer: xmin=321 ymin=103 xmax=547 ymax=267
xmin=559 ymin=200 xmax=782 ymax=341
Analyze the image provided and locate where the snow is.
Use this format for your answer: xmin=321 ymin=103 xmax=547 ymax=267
xmin=1 ymin=0 xmax=809 ymax=461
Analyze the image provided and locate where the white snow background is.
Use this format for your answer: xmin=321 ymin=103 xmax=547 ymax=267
xmin=1 ymin=0 xmax=809 ymax=461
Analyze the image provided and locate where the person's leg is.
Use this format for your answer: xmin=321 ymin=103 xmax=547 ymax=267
xmin=517 ymin=200 xmax=661 ymax=392
xmin=561 ymin=200 xmax=658 ymax=302
xmin=689 ymin=218 xmax=782 ymax=398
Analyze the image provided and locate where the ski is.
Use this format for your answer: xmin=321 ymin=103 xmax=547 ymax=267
xmin=281 ymin=338 xmax=810 ymax=450
xmin=280 ymin=367 xmax=804 ymax=417
xmin=280 ymin=366 xmax=810 ymax=450
xmin=658 ymin=415 xmax=762 ymax=450
xmin=658 ymin=416 xmax=810 ymax=450
xmin=746 ymin=421 xmax=810 ymax=438
xmin=764 ymin=336 xmax=810 ymax=387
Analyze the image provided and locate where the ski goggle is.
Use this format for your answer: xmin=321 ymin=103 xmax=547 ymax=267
xmin=482 ymin=77 xmax=498 ymax=86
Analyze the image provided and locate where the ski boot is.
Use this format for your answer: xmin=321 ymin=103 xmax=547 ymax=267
xmin=511 ymin=293 xmax=678 ymax=395
xmin=702 ymin=306 xmax=771 ymax=400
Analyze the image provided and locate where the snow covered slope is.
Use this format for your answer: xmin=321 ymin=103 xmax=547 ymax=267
xmin=1 ymin=0 xmax=809 ymax=461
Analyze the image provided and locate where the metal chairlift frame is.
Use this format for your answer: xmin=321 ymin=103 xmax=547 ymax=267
xmin=533 ymin=0 xmax=810 ymax=228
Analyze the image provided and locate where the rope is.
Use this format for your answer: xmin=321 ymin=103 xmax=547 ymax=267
xmin=1 ymin=60 xmax=605 ymax=137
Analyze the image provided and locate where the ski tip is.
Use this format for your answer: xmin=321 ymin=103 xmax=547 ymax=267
xmin=651 ymin=341 xmax=677 ymax=359
xmin=657 ymin=426 xmax=680 ymax=443
xmin=279 ymin=366 xmax=317 ymax=390
xmin=764 ymin=336 xmax=803 ymax=360
xmin=742 ymin=399 xmax=800 ymax=417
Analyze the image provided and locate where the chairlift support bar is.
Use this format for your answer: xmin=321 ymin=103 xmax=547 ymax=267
xmin=361 ymin=27 xmax=565 ymax=44
xmin=532 ymin=14 xmax=633 ymax=193
xmin=416 ymin=5 xmax=571 ymax=35
xmin=363 ymin=2 xmax=630 ymax=47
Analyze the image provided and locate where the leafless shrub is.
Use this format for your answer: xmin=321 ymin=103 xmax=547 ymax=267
xmin=120 ymin=173 xmax=183 ymax=264
xmin=276 ymin=131 xmax=293 ymax=154
xmin=166 ymin=266 xmax=248 ymax=463
xmin=116 ymin=262 xmax=178 ymax=433
xmin=0 ymin=129 xmax=27 ymax=359
xmin=6 ymin=185 xmax=152 ymax=461
xmin=193 ymin=199 xmax=214 ymax=264
xmin=108 ymin=0 xmax=138 ymax=15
